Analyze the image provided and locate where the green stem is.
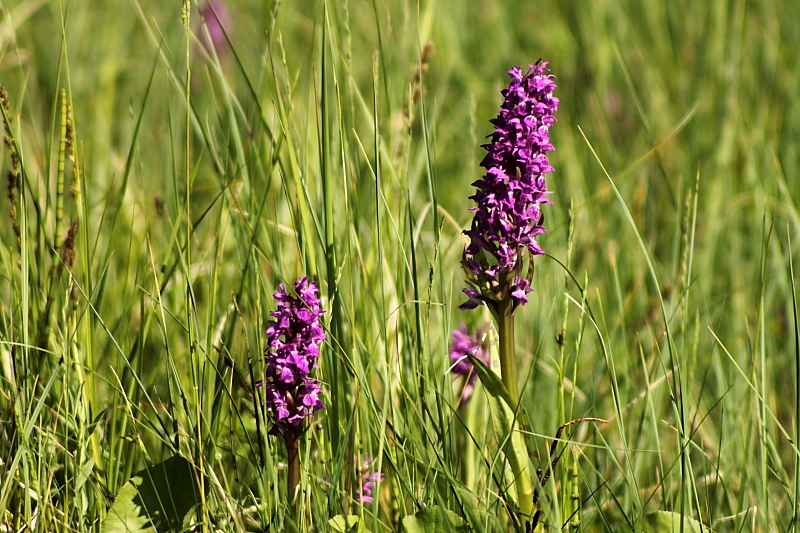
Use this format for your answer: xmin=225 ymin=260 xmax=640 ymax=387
xmin=285 ymin=431 xmax=300 ymax=518
xmin=496 ymin=295 xmax=534 ymax=521
xmin=497 ymin=297 xmax=518 ymax=403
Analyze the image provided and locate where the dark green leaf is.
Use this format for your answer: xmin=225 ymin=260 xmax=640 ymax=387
xmin=468 ymin=354 xmax=534 ymax=516
xmin=402 ymin=506 xmax=469 ymax=533
xmin=641 ymin=511 xmax=709 ymax=533
xmin=329 ymin=514 xmax=370 ymax=533
xmin=75 ymin=456 xmax=95 ymax=490
xmin=467 ymin=354 xmax=533 ymax=433
xmin=100 ymin=456 xmax=203 ymax=533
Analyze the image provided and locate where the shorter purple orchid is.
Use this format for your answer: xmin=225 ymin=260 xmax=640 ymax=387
xmin=449 ymin=323 xmax=490 ymax=403
xmin=356 ymin=455 xmax=384 ymax=504
xmin=264 ymin=277 xmax=326 ymax=435
xmin=199 ymin=1 xmax=231 ymax=57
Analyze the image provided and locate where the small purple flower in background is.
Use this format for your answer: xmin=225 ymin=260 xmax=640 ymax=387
xmin=462 ymin=62 xmax=559 ymax=313
xmin=355 ymin=455 xmax=384 ymax=504
xmin=264 ymin=277 xmax=326 ymax=435
xmin=449 ymin=323 xmax=489 ymax=403
xmin=199 ymin=0 xmax=231 ymax=58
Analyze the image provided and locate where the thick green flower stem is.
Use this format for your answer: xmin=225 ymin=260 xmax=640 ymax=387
xmin=458 ymin=401 xmax=474 ymax=488
xmin=496 ymin=296 xmax=534 ymax=520
xmin=285 ymin=432 xmax=301 ymax=517
xmin=497 ymin=296 xmax=519 ymax=403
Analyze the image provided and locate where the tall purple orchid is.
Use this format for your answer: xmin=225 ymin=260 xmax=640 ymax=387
xmin=461 ymin=62 xmax=559 ymax=313
xmin=458 ymin=62 xmax=558 ymax=521
xmin=264 ymin=276 xmax=326 ymax=505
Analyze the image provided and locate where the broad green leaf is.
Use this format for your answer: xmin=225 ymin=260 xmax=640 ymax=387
xmin=100 ymin=456 xmax=203 ymax=533
xmin=75 ymin=456 xmax=95 ymax=490
xmin=329 ymin=514 xmax=370 ymax=533
xmin=402 ymin=506 xmax=469 ymax=533
xmin=452 ymin=484 xmax=498 ymax=533
xmin=468 ymin=354 xmax=534 ymax=516
xmin=641 ymin=511 xmax=709 ymax=533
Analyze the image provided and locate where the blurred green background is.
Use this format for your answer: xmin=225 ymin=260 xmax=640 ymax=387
xmin=3 ymin=0 xmax=800 ymax=531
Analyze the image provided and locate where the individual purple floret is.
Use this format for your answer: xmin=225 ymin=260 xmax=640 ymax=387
xmin=449 ymin=323 xmax=489 ymax=402
xmin=199 ymin=0 xmax=231 ymax=57
xmin=264 ymin=277 xmax=326 ymax=435
xmin=356 ymin=455 xmax=384 ymax=504
xmin=461 ymin=62 xmax=559 ymax=312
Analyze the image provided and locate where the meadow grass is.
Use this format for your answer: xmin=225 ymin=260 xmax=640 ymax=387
xmin=1 ymin=0 xmax=800 ymax=531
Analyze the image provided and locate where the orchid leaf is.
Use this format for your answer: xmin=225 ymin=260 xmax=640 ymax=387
xmin=641 ymin=511 xmax=709 ymax=533
xmin=468 ymin=353 xmax=534 ymax=517
xmin=402 ymin=506 xmax=469 ymax=533
xmin=100 ymin=456 xmax=203 ymax=533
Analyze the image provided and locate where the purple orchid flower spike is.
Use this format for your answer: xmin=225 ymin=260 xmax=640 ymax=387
xmin=461 ymin=61 xmax=559 ymax=315
xmin=264 ymin=276 xmax=326 ymax=435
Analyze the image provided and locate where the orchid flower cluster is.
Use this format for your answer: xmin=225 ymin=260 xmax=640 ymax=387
xmin=461 ymin=62 xmax=559 ymax=314
xmin=356 ymin=455 xmax=384 ymax=504
xmin=264 ymin=277 xmax=326 ymax=436
xmin=449 ymin=323 xmax=489 ymax=403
